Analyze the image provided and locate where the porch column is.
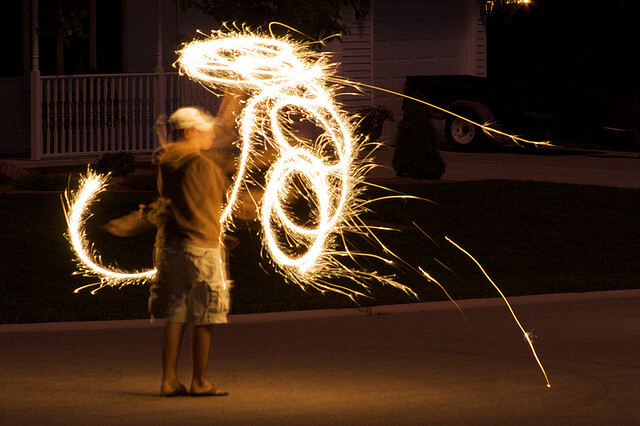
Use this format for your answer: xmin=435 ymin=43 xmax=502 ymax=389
xmin=155 ymin=0 xmax=166 ymax=147
xmin=90 ymin=0 xmax=97 ymax=71
xmin=30 ymin=0 xmax=42 ymax=160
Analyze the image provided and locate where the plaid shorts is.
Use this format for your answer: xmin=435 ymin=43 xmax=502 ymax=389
xmin=149 ymin=244 xmax=231 ymax=325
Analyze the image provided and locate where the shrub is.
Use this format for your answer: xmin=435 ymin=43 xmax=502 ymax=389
xmin=392 ymin=92 xmax=446 ymax=179
xmin=355 ymin=105 xmax=395 ymax=142
xmin=95 ymin=151 xmax=137 ymax=176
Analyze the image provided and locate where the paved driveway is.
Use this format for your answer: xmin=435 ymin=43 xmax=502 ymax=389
xmin=369 ymin=145 xmax=640 ymax=188
xmin=1 ymin=290 xmax=639 ymax=424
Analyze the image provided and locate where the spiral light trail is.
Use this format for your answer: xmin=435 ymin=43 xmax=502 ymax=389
xmin=176 ymin=27 xmax=415 ymax=296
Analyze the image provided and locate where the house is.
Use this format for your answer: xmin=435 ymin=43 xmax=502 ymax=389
xmin=0 ymin=0 xmax=486 ymax=166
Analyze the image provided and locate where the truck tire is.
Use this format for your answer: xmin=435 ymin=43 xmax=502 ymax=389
xmin=444 ymin=105 xmax=485 ymax=151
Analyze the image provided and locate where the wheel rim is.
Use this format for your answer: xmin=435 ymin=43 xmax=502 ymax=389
xmin=451 ymin=117 xmax=476 ymax=145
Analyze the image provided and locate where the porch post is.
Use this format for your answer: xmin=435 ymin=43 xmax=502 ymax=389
xmin=30 ymin=0 xmax=42 ymax=161
xmin=90 ymin=0 xmax=97 ymax=71
xmin=155 ymin=0 xmax=166 ymax=148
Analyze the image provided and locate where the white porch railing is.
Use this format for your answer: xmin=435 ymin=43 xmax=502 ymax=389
xmin=35 ymin=72 xmax=220 ymax=159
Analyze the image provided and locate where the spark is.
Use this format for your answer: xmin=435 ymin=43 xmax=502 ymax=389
xmin=62 ymin=169 xmax=157 ymax=294
xmin=418 ymin=266 xmax=463 ymax=316
xmin=446 ymin=236 xmax=551 ymax=388
xmin=328 ymin=79 xmax=553 ymax=149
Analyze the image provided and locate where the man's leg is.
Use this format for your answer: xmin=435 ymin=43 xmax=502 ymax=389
xmin=190 ymin=324 xmax=227 ymax=395
xmin=161 ymin=321 xmax=186 ymax=395
xmin=191 ymin=324 xmax=213 ymax=392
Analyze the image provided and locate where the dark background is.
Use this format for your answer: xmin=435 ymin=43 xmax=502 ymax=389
xmin=487 ymin=0 xmax=640 ymax=132
xmin=488 ymin=0 xmax=640 ymax=89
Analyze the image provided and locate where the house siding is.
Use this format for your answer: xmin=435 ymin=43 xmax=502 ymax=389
xmin=123 ymin=0 xmax=161 ymax=73
xmin=339 ymin=10 xmax=374 ymax=113
xmin=0 ymin=77 xmax=30 ymax=156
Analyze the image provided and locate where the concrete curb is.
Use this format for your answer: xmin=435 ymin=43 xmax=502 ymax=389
xmin=2 ymin=288 xmax=638 ymax=333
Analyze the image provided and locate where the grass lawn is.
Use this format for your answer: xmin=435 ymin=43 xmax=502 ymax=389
xmin=0 ymin=179 xmax=638 ymax=324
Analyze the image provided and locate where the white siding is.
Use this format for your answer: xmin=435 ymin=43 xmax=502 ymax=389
xmin=475 ymin=11 xmax=487 ymax=77
xmin=329 ymin=8 xmax=374 ymax=114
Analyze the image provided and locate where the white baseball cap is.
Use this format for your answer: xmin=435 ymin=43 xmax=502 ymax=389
xmin=168 ymin=107 xmax=217 ymax=132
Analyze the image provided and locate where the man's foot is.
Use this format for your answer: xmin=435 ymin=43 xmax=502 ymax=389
xmin=161 ymin=383 xmax=188 ymax=397
xmin=189 ymin=386 xmax=229 ymax=397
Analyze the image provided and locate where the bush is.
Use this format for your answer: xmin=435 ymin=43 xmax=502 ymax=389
xmin=355 ymin=105 xmax=395 ymax=142
xmin=392 ymin=91 xmax=446 ymax=179
xmin=95 ymin=151 xmax=137 ymax=176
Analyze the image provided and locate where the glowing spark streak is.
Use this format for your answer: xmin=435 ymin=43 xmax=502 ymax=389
xmin=446 ymin=236 xmax=551 ymax=388
xmin=418 ymin=266 xmax=463 ymax=316
xmin=63 ymin=170 xmax=157 ymax=293
xmin=433 ymin=257 xmax=459 ymax=278
xmin=261 ymin=152 xmax=330 ymax=270
xmin=329 ymin=78 xmax=553 ymax=149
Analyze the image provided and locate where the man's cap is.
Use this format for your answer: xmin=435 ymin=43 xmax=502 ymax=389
xmin=168 ymin=107 xmax=217 ymax=132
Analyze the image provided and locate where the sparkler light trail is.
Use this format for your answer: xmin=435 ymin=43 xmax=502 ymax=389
xmin=446 ymin=236 xmax=551 ymax=388
xmin=175 ymin=25 xmax=418 ymax=297
xmin=62 ymin=170 xmax=157 ymax=293
xmin=62 ymin=26 xmax=551 ymax=386
xmin=65 ymin=25 xmax=550 ymax=298
xmin=349 ymin=82 xmax=553 ymax=149
xmin=175 ymin=25 xmax=551 ymax=293
xmin=64 ymin=26 xmax=416 ymax=299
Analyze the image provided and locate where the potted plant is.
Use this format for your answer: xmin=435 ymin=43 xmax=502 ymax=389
xmin=355 ymin=105 xmax=395 ymax=142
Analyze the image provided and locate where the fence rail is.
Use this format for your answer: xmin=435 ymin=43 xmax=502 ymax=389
xmin=37 ymin=73 xmax=220 ymax=159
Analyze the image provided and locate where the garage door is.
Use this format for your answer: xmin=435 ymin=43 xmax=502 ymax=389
xmin=372 ymin=0 xmax=485 ymax=140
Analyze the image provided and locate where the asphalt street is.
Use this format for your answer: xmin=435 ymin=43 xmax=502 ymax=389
xmin=1 ymin=146 xmax=639 ymax=424
xmin=1 ymin=290 xmax=639 ymax=425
